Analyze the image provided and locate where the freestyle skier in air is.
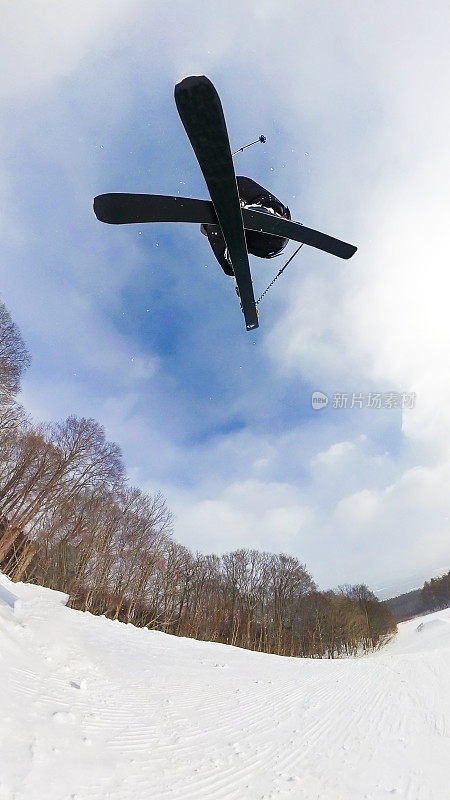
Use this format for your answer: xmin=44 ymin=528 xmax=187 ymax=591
xmin=94 ymin=75 xmax=357 ymax=331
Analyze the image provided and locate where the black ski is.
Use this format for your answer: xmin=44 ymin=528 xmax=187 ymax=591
xmin=93 ymin=193 xmax=217 ymax=226
xmin=174 ymin=75 xmax=259 ymax=331
xmin=243 ymin=209 xmax=357 ymax=260
xmin=94 ymin=193 xmax=357 ymax=260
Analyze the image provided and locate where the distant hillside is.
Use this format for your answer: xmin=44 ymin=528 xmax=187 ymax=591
xmin=383 ymin=588 xmax=428 ymax=622
xmin=384 ymin=569 xmax=450 ymax=622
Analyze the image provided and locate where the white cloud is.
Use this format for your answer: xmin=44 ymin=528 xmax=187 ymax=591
xmin=1 ymin=1 xmax=130 ymax=99
xmin=169 ymin=479 xmax=314 ymax=555
xmin=335 ymin=489 xmax=380 ymax=531
xmin=313 ymin=440 xmax=357 ymax=466
xmin=160 ymin=422 xmax=449 ymax=592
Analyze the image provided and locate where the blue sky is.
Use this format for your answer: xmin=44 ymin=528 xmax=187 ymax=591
xmin=2 ymin=1 xmax=450 ymax=596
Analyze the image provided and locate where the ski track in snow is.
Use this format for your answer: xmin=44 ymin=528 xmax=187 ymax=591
xmin=0 ymin=574 xmax=449 ymax=800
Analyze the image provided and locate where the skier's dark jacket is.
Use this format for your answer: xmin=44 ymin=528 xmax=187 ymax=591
xmin=203 ymin=176 xmax=291 ymax=276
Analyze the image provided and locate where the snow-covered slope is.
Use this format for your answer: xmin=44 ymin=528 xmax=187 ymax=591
xmin=0 ymin=573 xmax=449 ymax=800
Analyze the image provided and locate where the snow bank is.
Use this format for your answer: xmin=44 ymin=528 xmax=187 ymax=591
xmin=382 ymin=605 xmax=450 ymax=654
xmin=0 ymin=573 xmax=448 ymax=799
xmin=0 ymin=574 xmax=21 ymax=612
xmin=0 ymin=571 xmax=69 ymax=610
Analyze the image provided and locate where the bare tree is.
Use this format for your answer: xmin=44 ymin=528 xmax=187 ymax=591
xmin=0 ymin=302 xmax=30 ymax=403
xmin=0 ymin=416 xmax=124 ymax=562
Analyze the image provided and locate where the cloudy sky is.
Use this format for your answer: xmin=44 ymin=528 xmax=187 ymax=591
xmin=2 ymin=1 xmax=449 ymax=596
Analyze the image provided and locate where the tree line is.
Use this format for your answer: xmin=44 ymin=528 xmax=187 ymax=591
xmin=383 ymin=569 xmax=450 ymax=621
xmin=422 ymin=570 xmax=450 ymax=613
xmin=0 ymin=301 xmax=396 ymax=658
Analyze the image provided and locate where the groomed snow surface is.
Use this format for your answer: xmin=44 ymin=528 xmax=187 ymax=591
xmin=1 ymin=574 xmax=449 ymax=800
